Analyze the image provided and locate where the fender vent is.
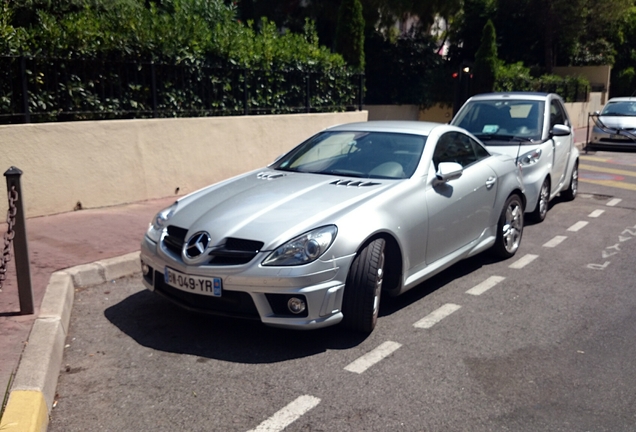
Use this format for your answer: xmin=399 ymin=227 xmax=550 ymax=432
xmin=330 ymin=179 xmax=381 ymax=187
xmin=257 ymin=172 xmax=286 ymax=180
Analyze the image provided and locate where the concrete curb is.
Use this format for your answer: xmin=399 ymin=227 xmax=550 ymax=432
xmin=0 ymin=252 xmax=141 ymax=432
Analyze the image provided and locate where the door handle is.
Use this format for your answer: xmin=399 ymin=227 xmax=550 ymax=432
xmin=486 ymin=176 xmax=496 ymax=189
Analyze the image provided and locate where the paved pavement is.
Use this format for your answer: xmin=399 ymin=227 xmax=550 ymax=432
xmin=0 ymin=195 xmax=176 ymax=430
xmin=0 ymin=140 xmax=623 ymax=431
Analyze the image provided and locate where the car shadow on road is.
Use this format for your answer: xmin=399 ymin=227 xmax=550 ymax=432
xmin=104 ymin=289 xmax=369 ymax=364
xmin=104 ymin=251 xmax=503 ymax=364
xmin=379 ymin=252 xmax=501 ymax=317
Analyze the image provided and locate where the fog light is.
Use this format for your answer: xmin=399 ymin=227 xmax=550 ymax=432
xmin=141 ymin=262 xmax=150 ymax=276
xmin=287 ymin=297 xmax=306 ymax=314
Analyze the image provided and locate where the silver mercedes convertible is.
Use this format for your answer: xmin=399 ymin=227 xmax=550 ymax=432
xmin=140 ymin=121 xmax=525 ymax=333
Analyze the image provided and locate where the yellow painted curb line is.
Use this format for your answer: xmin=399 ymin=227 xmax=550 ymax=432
xmin=0 ymin=391 xmax=48 ymax=432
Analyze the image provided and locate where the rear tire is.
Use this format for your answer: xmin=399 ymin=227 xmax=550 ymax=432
xmin=561 ymin=160 xmax=578 ymax=201
xmin=342 ymin=238 xmax=386 ymax=333
xmin=492 ymin=194 xmax=524 ymax=259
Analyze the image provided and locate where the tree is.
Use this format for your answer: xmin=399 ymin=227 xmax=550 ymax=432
xmin=472 ymin=19 xmax=498 ymax=94
xmin=335 ymin=0 xmax=365 ymax=70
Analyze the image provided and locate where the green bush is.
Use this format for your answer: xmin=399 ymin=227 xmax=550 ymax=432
xmin=495 ymin=62 xmax=589 ymax=102
xmin=1 ymin=0 xmax=358 ymax=122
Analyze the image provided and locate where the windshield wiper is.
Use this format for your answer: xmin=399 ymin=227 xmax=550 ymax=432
xmin=475 ymin=134 xmax=535 ymax=143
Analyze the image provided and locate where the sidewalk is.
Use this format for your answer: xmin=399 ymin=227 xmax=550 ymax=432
xmin=0 ymin=196 xmax=177 ymax=409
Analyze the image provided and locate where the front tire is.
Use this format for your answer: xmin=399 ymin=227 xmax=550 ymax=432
xmin=561 ymin=160 xmax=578 ymax=201
xmin=529 ymin=178 xmax=550 ymax=223
xmin=342 ymin=238 xmax=386 ymax=333
xmin=492 ymin=194 xmax=524 ymax=259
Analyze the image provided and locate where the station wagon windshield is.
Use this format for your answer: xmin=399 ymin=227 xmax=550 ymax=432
xmin=272 ymin=131 xmax=427 ymax=179
xmin=601 ymin=101 xmax=636 ymax=116
xmin=454 ymin=100 xmax=545 ymax=143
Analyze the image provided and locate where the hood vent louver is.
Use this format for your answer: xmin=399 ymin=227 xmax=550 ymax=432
xmin=330 ymin=179 xmax=381 ymax=187
xmin=257 ymin=172 xmax=286 ymax=180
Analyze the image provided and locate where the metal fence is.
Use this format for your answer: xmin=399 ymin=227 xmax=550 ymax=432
xmin=0 ymin=56 xmax=364 ymax=124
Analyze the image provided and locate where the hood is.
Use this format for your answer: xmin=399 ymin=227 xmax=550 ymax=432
xmin=169 ymin=169 xmax=394 ymax=250
xmin=483 ymin=143 xmax=521 ymax=159
xmin=598 ymin=115 xmax=636 ymax=130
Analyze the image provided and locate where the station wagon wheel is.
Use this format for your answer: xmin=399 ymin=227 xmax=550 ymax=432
xmin=561 ymin=160 xmax=578 ymax=201
xmin=342 ymin=238 xmax=386 ymax=333
xmin=530 ymin=178 xmax=550 ymax=222
xmin=493 ymin=194 xmax=524 ymax=259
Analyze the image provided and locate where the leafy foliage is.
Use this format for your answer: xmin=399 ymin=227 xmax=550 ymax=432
xmin=0 ymin=0 xmax=360 ymax=122
xmin=495 ymin=62 xmax=590 ymax=102
xmin=472 ymin=19 xmax=497 ymax=94
xmin=365 ymin=30 xmax=452 ymax=107
xmin=335 ymin=0 xmax=365 ymax=71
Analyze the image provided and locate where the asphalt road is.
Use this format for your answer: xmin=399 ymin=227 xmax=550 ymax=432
xmin=50 ymin=150 xmax=636 ymax=432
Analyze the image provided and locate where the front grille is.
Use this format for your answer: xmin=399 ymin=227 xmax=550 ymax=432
xmin=163 ymin=227 xmax=262 ymax=266
xmin=154 ymin=271 xmax=260 ymax=319
xmin=163 ymin=225 xmax=188 ymax=256
xmin=208 ymin=238 xmax=264 ymax=265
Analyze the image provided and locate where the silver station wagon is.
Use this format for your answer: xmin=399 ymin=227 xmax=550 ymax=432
xmin=140 ymin=121 xmax=525 ymax=333
xmin=452 ymin=92 xmax=579 ymax=222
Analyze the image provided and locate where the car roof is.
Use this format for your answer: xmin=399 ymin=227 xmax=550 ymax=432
xmin=465 ymin=92 xmax=557 ymax=102
xmin=605 ymin=97 xmax=636 ymax=103
xmin=326 ymin=120 xmax=445 ymax=136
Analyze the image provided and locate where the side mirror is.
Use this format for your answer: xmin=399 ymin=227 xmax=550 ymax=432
xmin=435 ymin=162 xmax=463 ymax=183
xmin=551 ymin=124 xmax=571 ymax=137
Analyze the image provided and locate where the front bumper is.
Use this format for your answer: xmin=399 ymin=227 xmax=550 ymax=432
xmin=140 ymin=235 xmax=355 ymax=330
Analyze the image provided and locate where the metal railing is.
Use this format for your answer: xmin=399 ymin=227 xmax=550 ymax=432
xmin=0 ymin=56 xmax=364 ymax=124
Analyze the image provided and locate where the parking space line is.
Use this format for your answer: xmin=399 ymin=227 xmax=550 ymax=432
xmin=247 ymin=395 xmax=321 ymax=432
xmin=568 ymin=221 xmax=589 ymax=232
xmin=543 ymin=236 xmax=567 ymax=248
xmin=509 ymin=254 xmax=538 ymax=269
xmin=589 ymin=209 xmax=605 ymax=218
xmin=344 ymin=341 xmax=402 ymax=374
xmin=607 ymin=198 xmax=622 ymax=207
xmin=466 ymin=276 xmax=505 ymax=296
xmin=413 ymin=304 xmax=461 ymax=329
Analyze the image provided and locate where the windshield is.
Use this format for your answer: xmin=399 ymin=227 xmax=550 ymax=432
xmin=271 ymin=131 xmax=427 ymax=179
xmin=453 ymin=100 xmax=545 ymax=143
xmin=601 ymin=101 xmax=636 ymax=117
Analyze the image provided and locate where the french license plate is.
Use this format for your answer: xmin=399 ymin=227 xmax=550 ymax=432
xmin=164 ymin=267 xmax=222 ymax=297
xmin=610 ymin=134 xmax=623 ymax=140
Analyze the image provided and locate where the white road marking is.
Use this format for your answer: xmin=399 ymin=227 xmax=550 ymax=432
xmin=413 ymin=303 xmax=461 ymax=329
xmin=568 ymin=221 xmax=589 ymax=232
xmin=509 ymin=254 xmax=538 ymax=269
xmin=466 ymin=276 xmax=505 ymax=296
xmin=543 ymin=235 xmax=567 ymax=248
xmin=607 ymin=198 xmax=622 ymax=207
xmin=344 ymin=341 xmax=402 ymax=374
xmin=589 ymin=209 xmax=605 ymax=218
xmin=247 ymin=395 xmax=321 ymax=432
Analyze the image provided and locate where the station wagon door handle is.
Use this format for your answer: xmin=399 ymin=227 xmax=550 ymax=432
xmin=486 ymin=176 xmax=496 ymax=189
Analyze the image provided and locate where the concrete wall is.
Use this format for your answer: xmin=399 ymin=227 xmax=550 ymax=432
xmin=0 ymin=112 xmax=368 ymax=218
xmin=553 ymin=65 xmax=611 ymax=97
xmin=368 ymin=93 xmax=605 ymax=146
xmin=366 ymin=105 xmax=421 ymax=121
xmin=367 ymin=104 xmax=453 ymax=123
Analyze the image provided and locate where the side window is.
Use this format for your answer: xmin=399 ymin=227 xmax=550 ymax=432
xmin=433 ymin=132 xmax=487 ymax=169
xmin=550 ymin=100 xmax=567 ymax=128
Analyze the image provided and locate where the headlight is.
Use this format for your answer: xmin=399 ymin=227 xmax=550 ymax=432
xmin=146 ymin=202 xmax=178 ymax=243
xmin=262 ymin=225 xmax=337 ymax=266
xmin=519 ymin=148 xmax=542 ymax=166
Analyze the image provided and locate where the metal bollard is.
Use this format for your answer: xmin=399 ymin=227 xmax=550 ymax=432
xmin=3 ymin=167 xmax=34 ymax=314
